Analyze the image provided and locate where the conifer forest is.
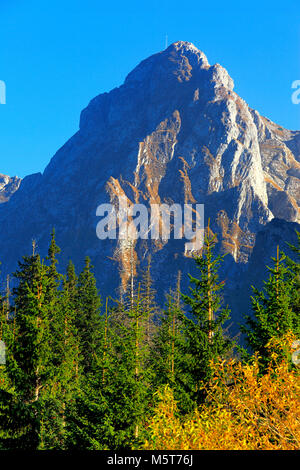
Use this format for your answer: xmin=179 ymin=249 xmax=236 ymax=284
xmin=0 ymin=228 xmax=299 ymax=451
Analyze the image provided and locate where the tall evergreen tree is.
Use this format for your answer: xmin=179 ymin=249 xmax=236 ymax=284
xmin=140 ymin=256 xmax=158 ymax=345
xmin=78 ymin=285 xmax=151 ymax=449
xmin=0 ymin=269 xmax=12 ymax=449
xmin=286 ymin=231 xmax=300 ymax=319
xmin=181 ymin=226 xmax=234 ymax=411
xmin=49 ymin=262 xmax=82 ymax=449
xmin=75 ymin=257 xmax=102 ymax=374
xmin=44 ymin=230 xmax=63 ymax=378
xmin=0 ymin=236 xmax=81 ymax=449
xmin=151 ymin=271 xmax=185 ymax=392
xmin=46 ymin=228 xmax=61 ymax=288
xmin=1 ymin=248 xmax=54 ymax=449
xmin=241 ymin=246 xmax=300 ymax=368
xmin=65 ymin=298 xmax=118 ymax=450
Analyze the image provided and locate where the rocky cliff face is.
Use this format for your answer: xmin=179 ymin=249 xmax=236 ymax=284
xmin=0 ymin=41 xmax=299 ymax=309
xmin=0 ymin=174 xmax=21 ymax=203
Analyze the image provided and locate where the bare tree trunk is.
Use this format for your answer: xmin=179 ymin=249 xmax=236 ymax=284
xmin=130 ymin=242 xmax=134 ymax=310
xmin=6 ymin=275 xmax=10 ymax=320
xmin=102 ymin=298 xmax=108 ymax=385
xmin=207 ymin=221 xmax=213 ymax=343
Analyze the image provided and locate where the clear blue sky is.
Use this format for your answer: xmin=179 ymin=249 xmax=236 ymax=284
xmin=0 ymin=0 xmax=299 ymax=178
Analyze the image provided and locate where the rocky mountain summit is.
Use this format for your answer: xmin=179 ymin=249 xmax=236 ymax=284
xmin=0 ymin=174 xmax=21 ymax=203
xmin=0 ymin=41 xmax=299 ymax=314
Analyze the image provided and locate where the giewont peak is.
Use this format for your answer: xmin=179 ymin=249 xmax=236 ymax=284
xmin=166 ymin=40 xmax=209 ymax=66
xmin=124 ymin=40 xmax=234 ymax=91
xmin=125 ymin=40 xmax=210 ymax=85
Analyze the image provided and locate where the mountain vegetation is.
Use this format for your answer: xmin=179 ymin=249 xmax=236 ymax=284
xmin=0 ymin=229 xmax=299 ymax=450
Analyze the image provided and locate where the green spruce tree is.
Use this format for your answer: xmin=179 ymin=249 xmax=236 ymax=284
xmin=2 ymin=245 xmax=54 ymax=449
xmin=286 ymin=231 xmax=300 ymax=320
xmin=75 ymin=257 xmax=102 ymax=374
xmin=150 ymin=271 xmax=185 ymax=392
xmin=241 ymin=246 xmax=300 ymax=368
xmin=181 ymin=225 xmax=233 ymax=411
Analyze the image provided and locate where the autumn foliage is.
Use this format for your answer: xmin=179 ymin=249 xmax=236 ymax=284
xmin=143 ymin=334 xmax=300 ymax=450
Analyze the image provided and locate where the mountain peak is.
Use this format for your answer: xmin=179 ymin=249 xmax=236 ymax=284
xmin=125 ymin=40 xmax=209 ymax=85
xmin=1 ymin=42 xmax=299 ymax=313
xmin=166 ymin=40 xmax=210 ymax=67
xmin=166 ymin=40 xmax=204 ymax=54
xmin=0 ymin=173 xmax=21 ymax=203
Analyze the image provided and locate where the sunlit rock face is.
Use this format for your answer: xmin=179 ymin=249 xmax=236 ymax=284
xmin=0 ymin=174 xmax=21 ymax=203
xmin=0 ymin=41 xmax=299 ymax=309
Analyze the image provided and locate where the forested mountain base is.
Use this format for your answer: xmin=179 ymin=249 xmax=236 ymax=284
xmin=0 ymin=229 xmax=299 ymax=450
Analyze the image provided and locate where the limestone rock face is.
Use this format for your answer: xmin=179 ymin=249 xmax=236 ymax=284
xmin=0 ymin=41 xmax=299 ymax=303
xmin=0 ymin=174 xmax=21 ymax=203
xmin=251 ymin=110 xmax=300 ymax=223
